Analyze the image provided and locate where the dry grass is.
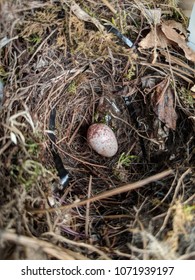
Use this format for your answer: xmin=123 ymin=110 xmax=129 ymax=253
xmin=0 ymin=0 xmax=194 ymax=260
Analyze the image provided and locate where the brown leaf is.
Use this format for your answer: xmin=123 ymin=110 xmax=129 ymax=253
xmin=139 ymin=19 xmax=195 ymax=62
xmin=141 ymin=75 xmax=156 ymax=89
xmin=138 ymin=26 xmax=171 ymax=49
xmin=151 ymin=78 xmax=177 ymax=130
xmin=163 ymin=20 xmax=187 ymax=37
xmin=161 ymin=21 xmax=195 ymax=62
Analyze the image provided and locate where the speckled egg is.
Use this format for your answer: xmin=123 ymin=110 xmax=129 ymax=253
xmin=87 ymin=123 xmax=118 ymax=157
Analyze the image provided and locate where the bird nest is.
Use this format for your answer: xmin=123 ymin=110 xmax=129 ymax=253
xmin=0 ymin=0 xmax=195 ymax=260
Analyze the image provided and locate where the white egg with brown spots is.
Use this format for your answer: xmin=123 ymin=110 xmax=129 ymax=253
xmin=87 ymin=123 xmax=118 ymax=157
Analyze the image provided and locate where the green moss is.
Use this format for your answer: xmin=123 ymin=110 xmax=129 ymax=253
xmin=11 ymin=159 xmax=53 ymax=191
xmin=179 ymin=87 xmax=194 ymax=108
xmin=26 ymin=140 xmax=40 ymax=157
xmin=117 ymin=152 xmax=138 ymax=168
xmin=0 ymin=66 xmax=9 ymax=80
xmin=28 ymin=33 xmax=42 ymax=44
xmin=67 ymin=81 xmax=77 ymax=94
xmin=124 ymin=64 xmax=136 ymax=80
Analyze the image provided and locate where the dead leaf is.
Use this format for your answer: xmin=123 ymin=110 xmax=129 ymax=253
xmin=151 ymin=78 xmax=177 ymax=130
xmin=138 ymin=26 xmax=170 ymax=49
xmin=141 ymin=75 xmax=156 ymax=89
xmin=161 ymin=21 xmax=195 ymax=62
xmin=139 ymin=19 xmax=195 ymax=62
xmin=163 ymin=20 xmax=187 ymax=38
